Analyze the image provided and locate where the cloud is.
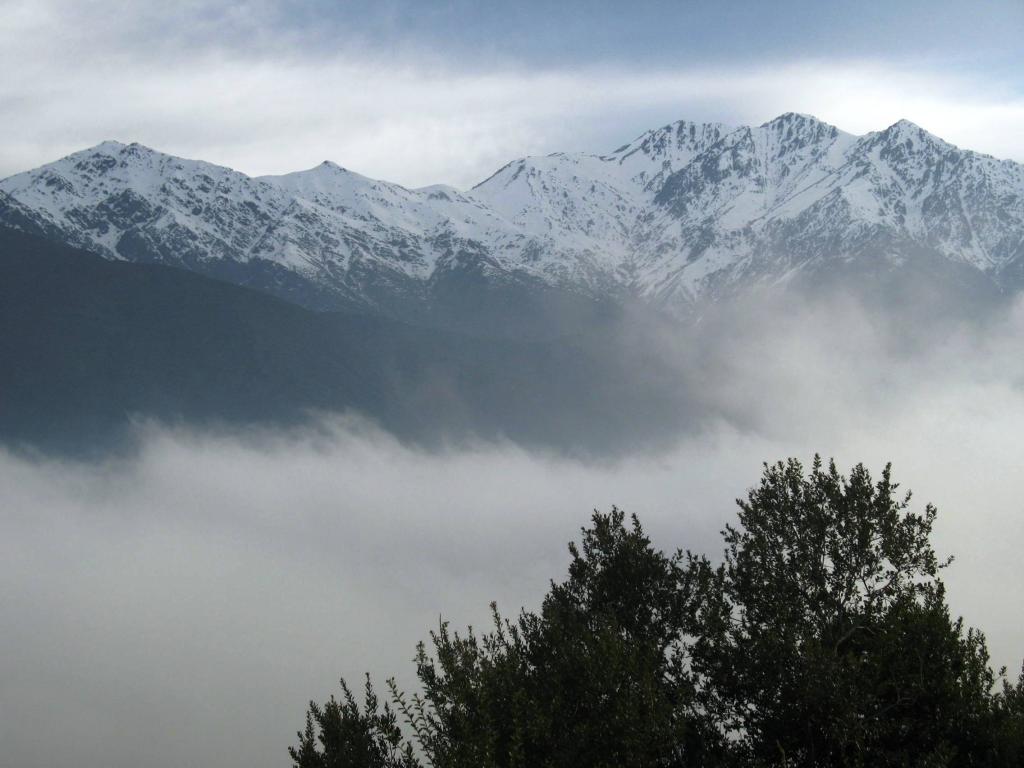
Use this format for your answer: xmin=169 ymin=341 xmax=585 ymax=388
xmin=1 ymin=0 xmax=1022 ymax=186
xmin=3 ymin=295 xmax=1024 ymax=768
xmin=0 ymin=424 xmax=744 ymax=768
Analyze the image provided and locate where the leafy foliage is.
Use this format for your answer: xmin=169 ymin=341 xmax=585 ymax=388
xmin=992 ymin=667 xmax=1024 ymax=766
xmin=291 ymin=458 xmax=1022 ymax=767
xmin=289 ymin=676 xmax=418 ymax=768
xmin=685 ymin=457 xmax=1002 ymax=765
xmin=388 ymin=509 xmax=718 ymax=768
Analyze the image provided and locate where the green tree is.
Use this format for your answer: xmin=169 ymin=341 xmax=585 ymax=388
xmin=289 ymin=675 xmax=420 ymax=768
xmin=684 ymin=456 xmax=1003 ymax=767
xmin=395 ymin=508 xmax=720 ymax=768
xmin=292 ymin=509 xmax=721 ymax=768
xmin=992 ymin=666 xmax=1024 ymax=766
xmin=291 ymin=458 xmax=1020 ymax=768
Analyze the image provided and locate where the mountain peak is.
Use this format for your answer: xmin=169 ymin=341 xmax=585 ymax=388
xmin=90 ymin=139 xmax=159 ymax=154
xmin=611 ymin=118 xmax=733 ymax=155
xmin=72 ymin=140 xmax=165 ymax=165
xmin=890 ymin=118 xmax=921 ymax=130
xmin=760 ymin=112 xmax=842 ymax=141
xmin=258 ymin=159 xmax=379 ymax=195
xmin=294 ymin=159 xmax=362 ymax=178
xmin=89 ymin=139 xmax=129 ymax=153
xmin=872 ymin=118 xmax=951 ymax=154
xmin=605 ymin=119 xmax=734 ymax=180
xmin=880 ymin=118 xmax=936 ymax=141
xmin=761 ymin=112 xmax=823 ymax=127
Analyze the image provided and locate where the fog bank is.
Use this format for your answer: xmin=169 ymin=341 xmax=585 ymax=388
xmin=2 ymin=295 xmax=1024 ymax=768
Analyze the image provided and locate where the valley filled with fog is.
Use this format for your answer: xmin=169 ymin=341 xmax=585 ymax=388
xmin=3 ymin=291 xmax=1023 ymax=768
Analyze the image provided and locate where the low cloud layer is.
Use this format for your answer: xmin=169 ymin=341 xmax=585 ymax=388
xmin=3 ymin=293 xmax=1024 ymax=768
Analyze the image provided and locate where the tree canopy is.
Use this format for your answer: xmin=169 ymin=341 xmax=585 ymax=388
xmin=290 ymin=457 xmax=1024 ymax=767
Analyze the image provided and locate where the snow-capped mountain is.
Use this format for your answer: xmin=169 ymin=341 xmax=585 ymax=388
xmin=2 ymin=113 xmax=1023 ymax=319
xmin=640 ymin=114 xmax=1024 ymax=301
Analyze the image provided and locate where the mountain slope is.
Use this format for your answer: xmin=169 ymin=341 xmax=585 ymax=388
xmin=643 ymin=114 xmax=1024 ymax=301
xmin=1 ymin=114 xmax=1022 ymax=323
xmin=0 ymin=228 xmax=695 ymax=456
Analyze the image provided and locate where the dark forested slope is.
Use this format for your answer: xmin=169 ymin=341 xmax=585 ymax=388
xmin=0 ymin=228 xmax=691 ymax=456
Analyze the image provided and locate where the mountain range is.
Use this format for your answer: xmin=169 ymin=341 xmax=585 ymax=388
xmin=3 ymin=113 xmax=1022 ymax=333
xmin=2 ymin=113 xmax=1023 ymax=456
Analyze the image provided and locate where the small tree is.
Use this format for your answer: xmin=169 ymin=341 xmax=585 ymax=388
xmin=685 ymin=456 xmax=1002 ymax=766
xmin=292 ymin=509 xmax=721 ymax=768
xmin=289 ymin=676 xmax=419 ymax=768
xmin=395 ymin=508 xmax=720 ymax=768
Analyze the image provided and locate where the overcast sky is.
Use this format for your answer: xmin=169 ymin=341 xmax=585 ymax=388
xmin=2 ymin=0 xmax=1022 ymax=187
